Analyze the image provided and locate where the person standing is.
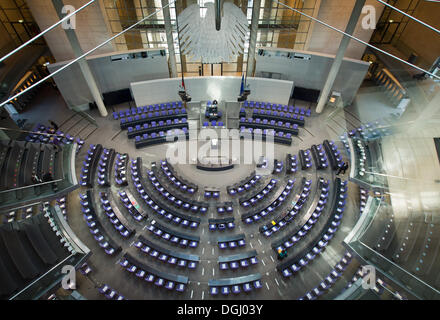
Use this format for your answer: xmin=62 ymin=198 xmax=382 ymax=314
xmin=341 ymin=162 xmax=349 ymax=175
xmin=49 ymin=120 xmax=59 ymax=130
xmin=336 ymin=162 xmax=344 ymax=175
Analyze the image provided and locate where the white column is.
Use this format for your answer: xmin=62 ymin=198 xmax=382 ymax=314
xmin=315 ymin=0 xmax=366 ymax=114
xmin=162 ymin=0 xmax=178 ymax=78
xmin=246 ymin=0 xmax=261 ymax=77
xmin=52 ymin=0 xmax=108 ymax=117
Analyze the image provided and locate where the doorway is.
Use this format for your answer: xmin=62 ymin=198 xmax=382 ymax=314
xmin=201 ymin=63 xmax=223 ymax=76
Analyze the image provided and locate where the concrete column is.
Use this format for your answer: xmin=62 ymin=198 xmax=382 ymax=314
xmin=246 ymin=0 xmax=261 ymax=77
xmin=52 ymin=0 xmax=108 ymax=117
xmin=162 ymin=0 xmax=178 ymax=78
xmin=315 ymin=0 xmax=366 ymax=114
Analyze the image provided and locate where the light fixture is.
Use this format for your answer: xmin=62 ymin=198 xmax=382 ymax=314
xmin=178 ymin=2 xmax=248 ymax=64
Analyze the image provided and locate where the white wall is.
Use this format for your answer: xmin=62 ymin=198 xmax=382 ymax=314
xmin=130 ymin=76 xmax=294 ymax=107
xmin=48 ymin=49 xmax=169 ymax=108
xmin=255 ymin=48 xmax=370 ymax=106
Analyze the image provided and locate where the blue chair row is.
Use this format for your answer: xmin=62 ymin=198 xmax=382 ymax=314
xmin=160 ymin=160 xmax=197 ymax=194
xmin=239 ymin=179 xmax=277 ymax=207
xmin=127 ymin=118 xmax=187 ymax=138
xmin=300 ymin=251 xmax=353 ymax=300
xmin=112 ymin=101 xmax=182 ymax=119
xmin=205 ymin=190 xmax=220 ymax=199
xmin=252 ymin=109 xmax=305 ymax=126
xmin=227 ymin=172 xmax=261 ymax=196
xmin=134 ymin=128 xmax=189 ymax=149
xmin=80 ymin=191 xmax=121 ymax=255
xmin=120 ymin=109 xmax=187 ymax=129
xmin=277 ymin=180 xmax=348 ymax=277
xmin=97 ymin=148 xmax=115 ymax=187
xmin=210 ymin=280 xmax=262 ymax=295
xmin=146 ymin=219 xmax=199 ymax=248
xmin=242 ymin=179 xmax=296 ymax=224
xmin=261 ymin=178 xmax=313 ymax=237
xmin=218 ymin=239 xmax=246 ymax=249
xmin=120 ymin=254 xmax=187 ymax=292
xmin=202 ymin=120 xmax=225 ymax=127
xmin=239 ymin=127 xmax=293 ymax=145
xmin=99 ymin=192 xmax=134 ymax=238
xmin=244 ymin=101 xmax=311 ymax=116
xmin=131 ymin=159 xmax=199 ymax=228
xmin=218 ymin=251 xmax=258 ymax=270
xmin=114 ymin=153 xmax=128 ymax=186
xmin=311 ymin=144 xmax=329 ymax=170
xmin=134 ymin=235 xmax=199 ymax=269
xmin=286 ymin=154 xmax=298 ymax=174
xmin=209 ymin=218 xmax=235 ymax=231
xmin=147 ymin=167 xmax=207 ymax=214
xmin=118 ymin=189 xmax=146 ymax=222
xmin=216 ymin=202 xmax=234 ymax=214
xmin=98 ymin=284 xmax=125 ymax=300
xmin=323 ymin=140 xmax=344 ymax=171
xmin=240 ymin=117 xmax=299 ymax=133
xmin=273 ymin=180 xmax=330 ymax=248
xmin=299 ymin=149 xmax=312 ymax=170
xmin=273 ymin=159 xmax=284 ymax=174
xmin=80 ymin=144 xmax=102 ymax=187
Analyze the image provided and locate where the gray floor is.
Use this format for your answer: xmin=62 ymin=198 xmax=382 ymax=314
xmin=14 ymin=88 xmax=366 ymax=300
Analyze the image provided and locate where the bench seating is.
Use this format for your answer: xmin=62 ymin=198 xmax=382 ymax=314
xmin=208 ymin=273 xmax=262 ymax=295
xmin=217 ymin=233 xmax=246 ymax=249
xmin=323 ymin=140 xmax=343 ymax=170
xmin=271 ymin=178 xmax=330 ymax=249
xmin=127 ymin=118 xmax=188 ymax=139
xmin=227 ymin=171 xmax=261 ymax=195
xmin=299 ymin=149 xmax=313 ymax=170
xmin=97 ymin=148 xmax=115 ymax=187
xmin=209 ymin=217 xmax=235 ymax=231
xmin=251 ymin=108 xmax=305 ymax=127
xmin=120 ymin=253 xmax=188 ymax=292
xmin=80 ymin=144 xmax=103 ymax=187
xmin=276 ymin=179 xmax=347 ymax=277
xmin=160 ymin=159 xmax=198 ymax=194
xmin=99 ymin=191 xmax=136 ymax=238
xmin=286 ymin=153 xmax=298 ymax=174
xmin=134 ymin=235 xmax=200 ymax=269
xmin=239 ymin=117 xmax=299 ymax=135
xmin=148 ymin=163 xmax=208 ymax=214
xmin=112 ymin=101 xmax=183 ymax=120
xmin=239 ymin=127 xmax=292 ymax=145
xmin=242 ymin=179 xmax=295 ymax=224
xmin=259 ymin=178 xmax=313 ymax=237
xmin=120 ymin=109 xmax=187 ymax=129
xmin=80 ymin=191 xmax=121 ymax=255
xmin=134 ymin=129 xmax=189 ymax=149
xmin=146 ymin=219 xmax=200 ymax=248
xmin=311 ymin=144 xmax=329 ymax=170
xmin=130 ymin=158 xmax=200 ymax=228
xmin=114 ymin=153 xmax=128 ymax=186
xmin=218 ymin=250 xmax=258 ymax=270
xmin=239 ymin=179 xmax=277 ymax=207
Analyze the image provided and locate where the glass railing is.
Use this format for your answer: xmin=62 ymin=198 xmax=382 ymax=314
xmin=344 ymin=196 xmax=440 ymax=300
xmin=9 ymin=205 xmax=90 ymax=300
